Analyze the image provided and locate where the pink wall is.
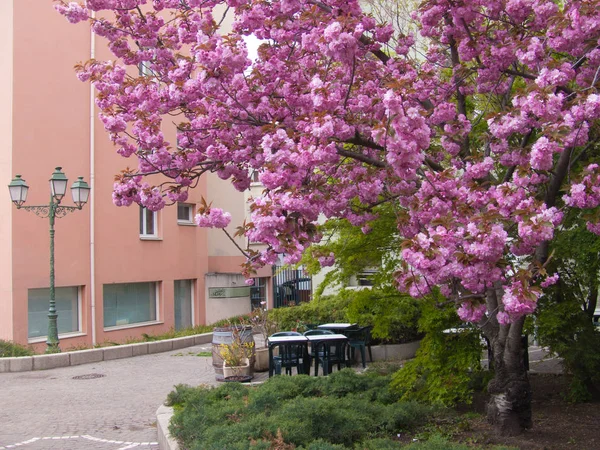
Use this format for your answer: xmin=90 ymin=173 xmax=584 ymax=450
xmin=10 ymin=0 xmax=91 ymax=347
xmin=0 ymin=0 xmax=15 ymax=341
xmin=2 ymin=2 xmax=269 ymax=351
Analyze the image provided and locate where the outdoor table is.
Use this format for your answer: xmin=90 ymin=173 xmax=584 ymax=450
xmin=267 ymin=335 xmax=309 ymax=377
xmin=305 ymin=334 xmax=349 ymax=375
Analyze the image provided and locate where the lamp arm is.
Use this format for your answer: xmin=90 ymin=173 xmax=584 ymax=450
xmin=18 ymin=204 xmax=81 ymax=219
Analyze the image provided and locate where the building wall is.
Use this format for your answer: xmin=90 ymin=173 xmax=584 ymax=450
xmin=0 ymin=0 xmax=15 ymax=341
xmin=10 ymin=0 xmax=91 ymax=348
xmin=1 ymin=2 xmax=264 ymax=351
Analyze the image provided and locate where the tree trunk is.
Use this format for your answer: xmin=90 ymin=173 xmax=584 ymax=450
xmin=485 ymin=318 xmax=532 ymax=436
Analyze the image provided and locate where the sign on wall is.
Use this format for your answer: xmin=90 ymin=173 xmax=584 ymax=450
xmin=208 ymin=286 xmax=251 ymax=299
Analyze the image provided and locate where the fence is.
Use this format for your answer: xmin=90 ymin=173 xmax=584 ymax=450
xmin=272 ymin=265 xmax=312 ymax=308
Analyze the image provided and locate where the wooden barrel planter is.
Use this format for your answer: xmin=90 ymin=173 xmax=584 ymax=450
xmin=212 ymin=325 xmax=256 ymax=381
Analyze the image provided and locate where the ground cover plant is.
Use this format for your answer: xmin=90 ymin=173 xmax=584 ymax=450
xmin=0 ymin=339 xmax=34 ymax=358
xmin=167 ymin=369 xmax=441 ymax=449
xmin=56 ymin=0 xmax=600 ymax=435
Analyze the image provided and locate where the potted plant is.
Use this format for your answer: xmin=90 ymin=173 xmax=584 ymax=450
xmin=220 ymin=326 xmax=255 ymax=382
xmin=248 ymin=302 xmax=278 ymax=371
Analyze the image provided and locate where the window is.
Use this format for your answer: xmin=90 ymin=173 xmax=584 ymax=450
xmin=138 ymin=61 xmax=153 ymax=77
xmin=174 ymin=280 xmax=194 ymax=330
xmin=28 ymin=287 xmax=80 ymax=339
xmin=250 ymin=277 xmax=268 ymax=310
xmin=103 ymin=282 xmax=158 ymax=328
xmin=140 ymin=206 xmax=158 ymax=238
xmin=177 ymin=203 xmax=194 ymax=225
xmin=250 ymin=170 xmax=261 ymax=184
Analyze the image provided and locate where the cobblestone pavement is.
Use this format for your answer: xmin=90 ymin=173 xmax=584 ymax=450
xmin=0 ymin=344 xmax=268 ymax=450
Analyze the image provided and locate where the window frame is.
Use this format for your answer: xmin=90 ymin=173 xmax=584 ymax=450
xmin=140 ymin=206 xmax=159 ymax=239
xmin=138 ymin=60 xmax=153 ymax=77
xmin=177 ymin=203 xmax=195 ymax=225
xmin=103 ymin=281 xmax=160 ymax=330
xmin=174 ymin=279 xmax=195 ymax=330
xmin=27 ymin=286 xmax=83 ymax=342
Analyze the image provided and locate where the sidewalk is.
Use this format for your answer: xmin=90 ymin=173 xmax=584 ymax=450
xmin=0 ymin=342 xmax=267 ymax=450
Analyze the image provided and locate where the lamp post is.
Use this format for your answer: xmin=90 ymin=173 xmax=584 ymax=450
xmin=8 ymin=167 xmax=90 ymax=354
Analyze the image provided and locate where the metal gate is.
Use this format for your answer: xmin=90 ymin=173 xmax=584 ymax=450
xmin=272 ymin=265 xmax=312 ymax=308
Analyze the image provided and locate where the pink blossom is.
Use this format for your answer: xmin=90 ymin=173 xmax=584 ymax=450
xmin=541 ymin=273 xmax=559 ymax=288
xmin=56 ymin=0 xmax=600 ymax=332
xmin=457 ymin=302 xmax=487 ymax=322
xmin=54 ymin=2 xmax=89 ymax=24
xmin=318 ymin=253 xmax=335 ymax=268
xmin=195 ymin=208 xmax=231 ymax=228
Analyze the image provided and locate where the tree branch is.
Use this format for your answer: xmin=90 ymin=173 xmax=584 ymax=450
xmin=336 ymin=146 xmax=386 ymax=168
xmin=307 ymin=0 xmax=391 ymax=65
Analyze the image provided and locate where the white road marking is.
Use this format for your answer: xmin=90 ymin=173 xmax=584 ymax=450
xmin=0 ymin=435 xmax=158 ymax=449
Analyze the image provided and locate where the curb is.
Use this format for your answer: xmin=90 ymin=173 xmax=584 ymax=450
xmin=0 ymin=332 xmax=213 ymax=373
xmin=156 ymin=405 xmax=178 ymax=450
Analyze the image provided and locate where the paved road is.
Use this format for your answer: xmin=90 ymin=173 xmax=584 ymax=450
xmin=0 ymin=343 xmax=559 ymax=450
xmin=0 ymin=344 xmax=268 ymax=450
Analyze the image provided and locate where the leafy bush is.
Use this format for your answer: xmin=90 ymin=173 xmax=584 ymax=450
xmin=269 ymin=295 xmax=352 ymax=332
xmin=0 ymin=339 xmax=35 ymax=357
xmin=391 ymin=295 xmax=487 ymax=406
xmin=168 ymin=369 xmax=436 ymax=450
xmin=269 ymin=290 xmax=421 ymax=344
xmin=536 ymin=221 xmax=600 ymax=401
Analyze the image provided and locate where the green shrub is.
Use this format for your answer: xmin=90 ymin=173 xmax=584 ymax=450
xmin=0 ymin=339 xmax=35 ymax=357
xmin=390 ymin=295 xmax=487 ymax=406
xmin=269 ymin=290 xmax=421 ymax=344
xmin=303 ymin=439 xmax=347 ymax=450
xmin=168 ymin=370 xmax=437 ymax=450
xmin=269 ymin=295 xmax=352 ymax=332
xmin=356 ymin=438 xmax=404 ymax=449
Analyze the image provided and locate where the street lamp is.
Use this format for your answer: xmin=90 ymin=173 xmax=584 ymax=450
xmin=8 ymin=167 xmax=90 ymax=353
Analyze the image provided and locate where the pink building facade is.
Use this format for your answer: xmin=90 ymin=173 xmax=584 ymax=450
xmin=0 ymin=1 xmax=272 ymax=352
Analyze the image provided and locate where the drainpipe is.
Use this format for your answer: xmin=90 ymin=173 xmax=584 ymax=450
xmin=89 ymin=12 xmax=97 ymax=346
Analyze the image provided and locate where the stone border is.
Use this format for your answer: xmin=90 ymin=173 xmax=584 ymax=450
xmin=0 ymin=333 xmax=213 ymax=373
xmin=156 ymin=405 xmax=178 ymax=450
xmin=369 ymin=341 xmax=421 ymax=362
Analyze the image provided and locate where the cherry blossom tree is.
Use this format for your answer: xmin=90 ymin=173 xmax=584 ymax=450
xmin=55 ymin=0 xmax=600 ymax=436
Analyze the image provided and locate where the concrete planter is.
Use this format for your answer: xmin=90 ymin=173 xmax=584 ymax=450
xmin=360 ymin=340 xmax=421 ymax=363
xmin=253 ymin=347 xmax=270 ymax=372
xmin=223 ymin=358 xmax=251 ymax=380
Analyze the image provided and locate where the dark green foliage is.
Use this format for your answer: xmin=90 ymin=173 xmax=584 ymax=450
xmin=269 ymin=289 xmax=421 ymax=344
xmin=269 ymin=294 xmax=351 ymax=333
xmin=390 ymin=295 xmax=486 ymax=406
xmin=302 ymin=440 xmax=347 ymax=450
xmin=355 ymin=438 xmax=405 ymax=449
xmin=168 ymin=369 xmax=436 ymax=450
xmin=343 ymin=287 xmax=422 ymax=343
xmin=0 ymin=339 xmax=35 ymax=357
xmin=537 ymin=215 xmax=600 ymax=401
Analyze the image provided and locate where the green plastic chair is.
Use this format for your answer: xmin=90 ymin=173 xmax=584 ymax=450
xmin=269 ymin=331 xmax=306 ymax=375
xmin=304 ymin=330 xmax=347 ymax=375
xmin=345 ymin=326 xmax=373 ymax=368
